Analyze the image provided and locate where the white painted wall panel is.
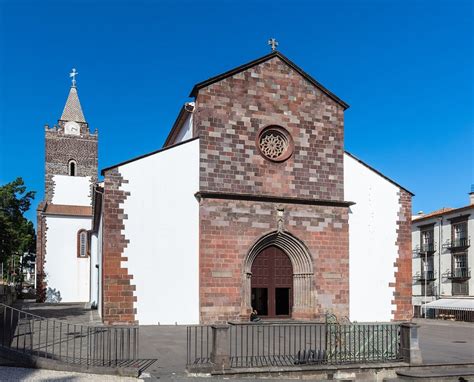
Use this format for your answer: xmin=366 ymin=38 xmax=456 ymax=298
xmin=51 ymin=175 xmax=91 ymax=206
xmin=44 ymin=216 xmax=91 ymax=302
xmin=344 ymin=154 xmax=400 ymax=322
xmin=174 ymin=114 xmax=193 ymax=144
xmin=119 ymin=139 xmax=199 ymax=325
xmin=90 ymin=233 xmax=99 ymax=307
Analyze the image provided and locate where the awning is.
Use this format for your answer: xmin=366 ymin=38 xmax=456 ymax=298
xmin=423 ymin=299 xmax=474 ymax=311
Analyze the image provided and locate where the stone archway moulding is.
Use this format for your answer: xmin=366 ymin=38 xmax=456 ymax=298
xmin=242 ymin=231 xmax=314 ymax=318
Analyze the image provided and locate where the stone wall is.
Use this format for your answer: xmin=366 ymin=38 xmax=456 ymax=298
xmin=199 ymin=197 xmax=349 ymax=324
xmin=194 ymin=56 xmax=345 ymax=202
xmin=35 ymin=203 xmax=47 ymax=302
xmin=101 ymin=168 xmax=137 ymax=325
xmin=44 ymin=122 xmax=98 ymax=203
xmin=194 ymin=55 xmax=349 ymax=323
xmin=393 ymin=189 xmax=413 ymax=321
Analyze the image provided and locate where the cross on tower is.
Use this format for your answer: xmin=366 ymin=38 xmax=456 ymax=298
xmin=69 ymin=68 xmax=78 ymax=87
xmin=268 ymin=38 xmax=278 ymax=52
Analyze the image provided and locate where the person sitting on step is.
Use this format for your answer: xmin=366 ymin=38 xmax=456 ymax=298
xmin=250 ymin=309 xmax=261 ymax=322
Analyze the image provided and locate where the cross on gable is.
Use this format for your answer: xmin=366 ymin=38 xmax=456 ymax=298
xmin=268 ymin=38 xmax=278 ymax=52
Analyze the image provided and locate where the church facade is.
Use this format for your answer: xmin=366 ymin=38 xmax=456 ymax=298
xmin=38 ymin=51 xmax=413 ymax=325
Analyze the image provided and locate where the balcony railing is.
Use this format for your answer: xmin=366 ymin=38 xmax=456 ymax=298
xmin=447 ymin=268 xmax=471 ymax=280
xmin=420 ymin=242 xmax=436 ymax=253
xmin=413 ymin=243 xmax=436 ymax=256
xmin=421 ymin=284 xmax=437 ymax=297
xmin=445 ymin=238 xmax=470 ymax=250
xmin=414 ymin=271 xmax=436 ymax=281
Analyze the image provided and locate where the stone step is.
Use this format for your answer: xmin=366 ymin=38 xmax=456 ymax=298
xmin=384 ymin=366 xmax=474 ymax=382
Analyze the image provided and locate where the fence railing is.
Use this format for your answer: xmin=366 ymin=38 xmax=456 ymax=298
xmin=187 ymin=321 xmax=402 ymax=370
xmin=186 ymin=325 xmax=211 ymax=369
xmin=0 ymin=303 xmax=139 ymax=367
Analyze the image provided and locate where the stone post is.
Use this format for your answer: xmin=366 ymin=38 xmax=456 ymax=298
xmin=400 ymin=322 xmax=423 ymax=365
xmin=210 ymin=324 xmax=231 ymax=371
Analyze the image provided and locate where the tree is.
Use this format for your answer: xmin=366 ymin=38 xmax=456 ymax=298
xmin=0 ymin=178 xmax=36 ymax=283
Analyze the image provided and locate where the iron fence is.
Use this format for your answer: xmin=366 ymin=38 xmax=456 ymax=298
xmin=229 ymin=322 xmax=400 ymax=367
xmin=186 ymin=321 xmax=402 ymax=370
xmin=0 ymin=303 xmax=139 ymax=367
xmin=186 ymin=325 xmax=211 ymax=369
xmin=229 ymin=322 xmax=327 ymax=368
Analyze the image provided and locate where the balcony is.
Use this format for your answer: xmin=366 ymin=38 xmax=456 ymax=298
xmin=414 ymin=271 xmax=436 ymax=281
xmin=447 ymin=268 xmax=471 ymax=280
xmin=421 ymin=284 xmax=437 ymax=297
xmin=413 ymin=242 xmax=436 ymax=256
xmin=445 ymin=238 xmax=470 ymax=251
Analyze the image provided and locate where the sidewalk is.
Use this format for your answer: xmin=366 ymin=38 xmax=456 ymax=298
xmin=0 ymin=366 xmax=138 ymax=381
xmin=415 ymin=318 xmax=474 ymax=364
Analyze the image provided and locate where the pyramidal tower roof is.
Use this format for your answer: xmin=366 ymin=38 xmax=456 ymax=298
xmin=60 ymin=85 xmax=86 ymax=122
xmin=60 ymin=69 xmax=86 ymax=122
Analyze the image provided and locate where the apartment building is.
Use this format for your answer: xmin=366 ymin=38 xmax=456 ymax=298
xmin=412 ymin=187 xmax=474 ymax=319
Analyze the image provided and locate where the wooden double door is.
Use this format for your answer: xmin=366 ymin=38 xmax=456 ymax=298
xmin=251 ymin=246 xmax=293 ymax=318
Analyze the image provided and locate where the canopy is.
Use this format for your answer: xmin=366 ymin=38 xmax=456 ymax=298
xmin=423 ymin=298 xmax=474 ymax=311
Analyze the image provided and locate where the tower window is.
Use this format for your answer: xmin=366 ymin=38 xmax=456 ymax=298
xmin=69 ymin=160 xmax=77 ymax=176
xmin=77 ymin=230 xmax=88 ymax=258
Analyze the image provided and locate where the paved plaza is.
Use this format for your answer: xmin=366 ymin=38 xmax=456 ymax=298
xmin=1 ymin=302 xmax=473 ymax=380
xmin=138 ymin=319 xmax=474 ymax=379
xmin=0 ymin=366 xmax=138 ymax=381
xmin=414 ymin=318 xmax=474 ymax=365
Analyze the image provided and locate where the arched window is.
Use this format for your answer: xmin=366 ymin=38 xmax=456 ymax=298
xmin=77 ymin=230 xmax=88 ymax=258
xmin=68 ymin=160 xmax=77 ymax=176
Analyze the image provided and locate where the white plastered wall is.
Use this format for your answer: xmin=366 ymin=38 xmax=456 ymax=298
xmin=52 ymin=175 xmax=92 ymax=206
xmin=90 ymin=229 xmax=100 ymax=308
xmin=118 ymin=139 xmax=200 ymax=324
xmin=174 ymin=113 xmax=193 ymax=143
xmin=344 ymin=154 xmax=400 ymax=322
xmin=90 ymin=215 xmax=104 ymax=317
xmin=44 ymin=215 xmax=91 ymax=302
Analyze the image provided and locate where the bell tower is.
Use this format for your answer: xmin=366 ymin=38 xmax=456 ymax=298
xmin=44 ymin=71 xmax=98 ymax=203
xmin=36 ymin=69 xmax=98 ymax=303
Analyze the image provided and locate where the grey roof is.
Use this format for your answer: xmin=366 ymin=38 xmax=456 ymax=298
xmin=60 ymin=86 xmax=86 ymax=122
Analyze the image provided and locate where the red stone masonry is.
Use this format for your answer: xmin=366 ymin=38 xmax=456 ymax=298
xmin=194 ymin=56 xmax=350 ymax=324
xmin=101 ymin=168 xmax=137 ymax=325
xmin=199 ymin=199 xmax=349 ymax=324
xmin=194 ymin=56 xmax=345 ymax=202
xmin=35 ymin=203 xmax=47 ymax=302
xmin=392 ymin=189 xmax=413 ymax=321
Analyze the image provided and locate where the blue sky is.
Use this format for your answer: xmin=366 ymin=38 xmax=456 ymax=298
xmin=0 ymin=0 xmax=472 ymax=224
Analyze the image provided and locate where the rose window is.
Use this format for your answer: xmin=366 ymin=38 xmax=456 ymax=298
xmin=257 ymin=126 xmax=293 ymax=162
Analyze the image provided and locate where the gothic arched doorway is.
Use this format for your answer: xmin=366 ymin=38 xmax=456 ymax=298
xmin=251 ymin=246 xmax=293 ymax=318
xmin=242 ymin=231 xmax=314 ymax=320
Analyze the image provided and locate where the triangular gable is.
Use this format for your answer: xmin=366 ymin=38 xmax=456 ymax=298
xmin=189 ymin=51 xmax=349 ymax=110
